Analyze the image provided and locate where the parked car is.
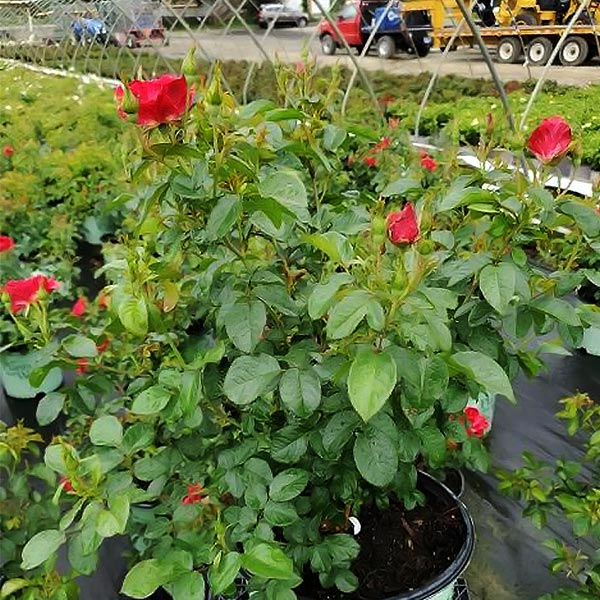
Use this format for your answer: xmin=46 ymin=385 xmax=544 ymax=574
xmin=257 ymin=3 xmax=309 ymax=28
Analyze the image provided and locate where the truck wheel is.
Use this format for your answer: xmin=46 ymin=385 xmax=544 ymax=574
xmin=320 ymin=34 xmax=336 ymax=55
xmin=515 ymin=11 xmax=537 ymax=26
xmin=559 ymin=36 xmax=589 ymax=66
xmin=377 ymin=35 xmax=396 ymax=59
xmin=496 ymin=37 xmax=522 ymax=63
xmin=527 ymin=37 xmax=552 ymax=65
xmin=297 ymin=17 xmax=308 ymax=27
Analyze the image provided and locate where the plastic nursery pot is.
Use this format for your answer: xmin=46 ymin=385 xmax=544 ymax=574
xmin=298 ymin=471 xmax=475 ymax=600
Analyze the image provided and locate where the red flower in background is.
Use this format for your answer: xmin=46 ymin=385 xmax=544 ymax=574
xmin=183 ymin=483 xmax=205 ymax=505
xmin=0 ymin=235 xmax=15 ymax=252
xmin=96 ymin=338 xmax=110 ymax=353
xmin=363 ymin=156 xmax=378 ymax=167
xmin=387 ymin=203 xmax=420 ymax=245
xmin=60 ymin=476 xmax=75 ymax=493
xmin=71 ymin=296 xmax=87 ymax=317
xmin=464 ymin=406 xmax=489 ymax=438
xmin=75 ymin=358 xmax=89 ymax=375
xmin=528 ymin=116 xmax=572 ymax=164
xmin=2 ymin=145 xmax=14 ymax=158
xmin=115 ymin=74 xmax=192 ymax=127
xmin=3 ymin=275 xmax=60 ymax=313
xmin=420 ymin=153 xmax=438 ymax=172
xmin=373 ymin=137 xmax=391 ymax=153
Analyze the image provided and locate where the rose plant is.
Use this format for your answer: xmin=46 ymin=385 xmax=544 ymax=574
xmin=2 ymin=58 xmax=600 ymax=600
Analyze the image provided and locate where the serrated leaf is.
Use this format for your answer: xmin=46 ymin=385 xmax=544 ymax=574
xmin=206 ymin=195 xmax=241 ymax=240
xmin=62 ymin=335 xmax=98 ymax=358
xmin=259 ymin=170 xmax=309 ymax=222
xmin=118 ymin=295 xmax=148 ymax=337
xmin=269 ymin=468 xmax=309 ymax=502
xmin=279 ymin=368 xmax=321 ymax=417
xmin=209 ymin=552 xmax=241 ymax=595
xmin=308 ymin=273 xmax=352 ymax=319
xmin=348 ymin=349 xmax=397 ymax=422
xmin=451 ymin=351 xmax=515 ymax=403
xmin=21 ymin=530 xmax=65 ymax=570
xmin=326 ymin=290 xmax=372 ymax=340
xmin=36 ymin=392 xmax=65 ymax=426
xmin=479 ymin=263 xmax=516 ymax=314
xmin=240 ymin=543 xmax=294 ymax=580
xmin=222 ymin=300 xmax=266 ymax=354
xmin=131 ymin=385 xmax=171 ymax=415
xmin=89 ymin=415 xmax=123 ymax=446
xmin=223 ymin=354 xmax=281 ymax=405
xmin=353 ymin=423 xmax=398 ymax=487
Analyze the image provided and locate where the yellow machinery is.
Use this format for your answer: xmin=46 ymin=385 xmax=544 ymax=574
xmin=496 ymin=0 xmax=600 ymax=26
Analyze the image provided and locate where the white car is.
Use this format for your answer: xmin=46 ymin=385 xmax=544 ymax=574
xmin=257 ymin=3 xmax=309 ymax=28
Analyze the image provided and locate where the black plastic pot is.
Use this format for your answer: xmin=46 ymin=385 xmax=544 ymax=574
xmin=298 ymin=471 xmax=475 ymax=600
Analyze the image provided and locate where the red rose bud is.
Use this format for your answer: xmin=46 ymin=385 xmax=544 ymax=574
xmin=4 ymin=275 xmax=60 ymax=313
xmin=528 ymin=116 xmax=572 ymax=164
xmin=373 ymin=137 xmax=391 ymax=153
xmin=182 ymin=482 xmax=205 ymax=505
xmin=60 ymin=476 xmax=75 ymax=493
xmin=75 ymin=358 xmax=89 ymax=375
xmin=363 ymin=156 xmax=378 ymax=167
xmin=2 ymin=145 xmax=14 ymax=158
xmin=464 ymin=406 xmax=489 ymax=438
xmin=420 ymin=154 xmax=437 ymax=172
xmin=71 ymin=296 xmax=87 ymax=317
xmin=96 ymin=338 xmax=110 ymax=353
xmin=115 ymin=74 xmax=191 ymax=127
xmin=0 ymin=235 xmax=15 ymax=252
xmin=387 ymin=204 xmax=420 ymax=245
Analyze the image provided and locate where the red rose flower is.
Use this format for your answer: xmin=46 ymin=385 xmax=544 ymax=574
xmin=363 ymin=156 xmax=378 ymax=167
xmin=2 ymin=145 xmax=14 ymax=158
xmin=464 ymin=406 xmax=489 ymax=438
xmin=96 ymin=338 xmax=110 ymax=353
xmin=3 ymin=275 xmax=60 ymax=313
xmin=420 ymin=153 xmax=437 ymax=172
xmin=386 ymin=203 xmax=420 ymax=245
xmin=0 ymin=235 xmax=15 ymax=252
xmin=71 ymin=296 xmax=87 ymax=317
xmin=75 ymin=358 xmax=89 ymax=375
xmin=528 ymin=116 xmax=572 ymax=164
xmin=60 ymin=476 xmax=75 ymax=493
xmin=115 ymin=74 xmax=192 ymax=127
xmin=183 ymin=482 xmax=205 ymax=505
xmin=373 ymin=137 xmax=391 ymax=153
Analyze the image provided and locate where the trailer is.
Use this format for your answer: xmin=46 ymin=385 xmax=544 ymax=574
xmin=401 ymin=0 xmax=600 ymax=66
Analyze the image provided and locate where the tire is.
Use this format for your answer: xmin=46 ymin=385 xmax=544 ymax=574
xmin=125 ymin=35 xmax=137 ymax=49
xmin=559 ymin=35 xmax=589 ymax=66
xmin=377 ymin=35 xmax=396 ymax=59
xmin=412 ymin=34 xmax=431 ymax=57
xmin=320 ymin=34 xmax=336 ymax=56
xmin=515 ymin=11 xmax=537 ymax=25
xmin=297 ymin=17 xmax=307 ymax=27
xmin=527 ymin=36 xmax=552 ymax=65
xmin=496 ymin=37 xmax=522 ymax=63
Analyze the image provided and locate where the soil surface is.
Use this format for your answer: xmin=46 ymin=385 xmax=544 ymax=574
xmin=296 ymin=484 xmax=466 ymax=600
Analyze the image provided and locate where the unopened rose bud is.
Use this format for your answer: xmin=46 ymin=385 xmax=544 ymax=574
xmin=204 ymin=62 xmax=223 ymax=107
xmin=182 ymin=47 xmax=198 ymax=78
xmin=120 ymin=83 xmax=138 ymax=116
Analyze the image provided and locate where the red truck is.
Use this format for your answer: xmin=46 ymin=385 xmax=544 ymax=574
xmin=318 ymin=0 xmax=432 ymax=59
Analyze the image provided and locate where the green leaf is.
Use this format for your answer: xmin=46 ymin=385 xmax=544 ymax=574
xmin=241 ymin=543 xmax=295 ymax=580
xmin=435 ymin=175 xmax=480 ymax=212
xmin=479 ymin=263 xmax=516 ymax=314
xmin=259 ymin=170 xmax=309 ymax=222
xmin=269 ymin=468 xmax=309 ymax=502
xmin=165 ymin=572 xmax=205 ymax=600
xmin=89 ymin=415 xmax=123 ymax=447
xmin=264 ymin=501 xmax=298 ymax=526
xmin=62 ymin=334 xmax=98 ymax=358
xmin=532 ymin=297 xmax=581 ymax=327
xmin=109 ymin=495 xmax=130 ymax=533
xmin=223 ymin=355 xmax=281 ymax=405
xmin=279 ymin=368 xmax=321 ymax=417
xmin=322 ymin=411 xmax=361 ymax=456
xmin=206 ymin=195 xmax=241 ymax=240
xmin=451 ymin=351 xmax=515 ymax=403
xmin=353 ymin=422 xmax=398 ymax=486
xmin=131 ymin=385 xmax=172 ymax=415
xmin=381 ymin=177 xmax=421 ymax=197
xmin=271 ymin=426 xmax=308 ymax=463
xmin=118 ymin=295 xmax=148 ymax=337
xmin=222 ymin=300 xmax=266 ymax=354
xmin=581 ymin=327 xmax=600 ymax=356
xmin=21 ymin=530 xmax=66 ymax=570
xmin=308 ymin=273 xmax=352 ymax=319
xmin=558 ymin=199 xmax=600 ymax=238
xmin=96 ymin=509 xmax=120 ymax=538
xmin=36 ymin=392 xmax=65 ymax=426
xmin=0 ymin=349 xmax=61 ymax=399
xmin=209 ymin=552 xmax=241 ymax=595
xmin=120 ymin=559 xmax=171 ymax=599
xmin=323 ymin=124 xmax=346 ymax=150
xmin=326 ymin=290 xmax=372 ymax=340
xmin=0 ymin=579 xmax=31 ymax=598
xmin=348 ymin=349 xmax=397 ymax=422
xmin=302 ymin=232 xmax=353 ymax=265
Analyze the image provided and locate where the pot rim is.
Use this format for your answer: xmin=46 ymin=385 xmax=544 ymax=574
xmin=382 ymin=470 xmax=475 ymax=600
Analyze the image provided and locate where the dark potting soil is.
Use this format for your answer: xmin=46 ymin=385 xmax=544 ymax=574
xmin=296 ymin=487 xmax=465 ymax=600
